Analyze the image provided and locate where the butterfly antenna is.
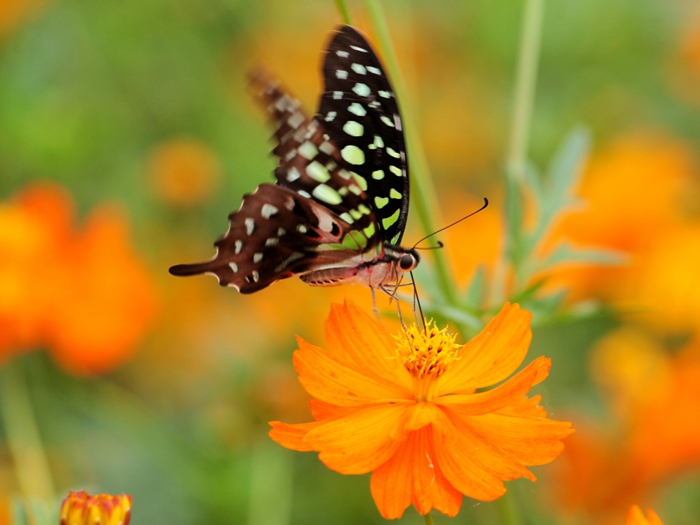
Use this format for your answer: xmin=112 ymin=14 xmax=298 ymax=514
xmin=411 ymin=198 xmax=489 ymax=249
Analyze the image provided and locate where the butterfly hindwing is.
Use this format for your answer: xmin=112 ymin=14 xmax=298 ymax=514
xmin=169 ymin=184 xmax=366 ymax=293
xmin=248 ymin=69 xmax=381 ymax=251
xmin=317 ymin=26 xmax=409 ymax=245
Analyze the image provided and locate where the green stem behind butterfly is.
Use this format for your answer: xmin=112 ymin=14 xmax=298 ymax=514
xmin=334 ymin=0 xmax=353 ymax=26
xmin=363 ymin=0 xmax=457 ymax=306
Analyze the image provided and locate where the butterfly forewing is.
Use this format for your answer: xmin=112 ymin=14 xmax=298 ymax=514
xmin=317 ymin=26 xmax=409 ymax=245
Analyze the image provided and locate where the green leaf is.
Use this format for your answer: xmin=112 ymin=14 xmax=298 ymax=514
xmin=546 ymin=126 xmax=591 ymax=203
xmin=461 ymin=264 xmax=486 ymax=309
xmin=533 ymin=242 xmax=627 ymax=273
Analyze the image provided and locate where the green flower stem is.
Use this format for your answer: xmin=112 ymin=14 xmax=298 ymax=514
xmin=423 ymin=511 xmax=436 ymax=525
xmin=0 ymin=360 xmax=55 ymax=504
xmin=334 ymin=0 xmax=353 ymax=25
xmin=363 ymin=0 xmax=457 ymax=305
xmin=506 ymin=0 xmax=545 ymax=184
xmin=497 ymin=492 xmax=521 ymax=525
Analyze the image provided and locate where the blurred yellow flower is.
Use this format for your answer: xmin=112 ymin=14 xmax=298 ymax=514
xmin=60 ymin=491 xmax=131 ymax=525
xmin=147 ymin=137 xmax=221 ymax=207
xmin=0 ymin=183 xmax=159 ymax=374
xmin=627 ymin=505 xmax=664 ymax=525
xmin=270 ymin=301 xmax=573 ymax=519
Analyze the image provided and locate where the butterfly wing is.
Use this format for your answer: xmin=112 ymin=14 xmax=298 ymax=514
xmin=169 ymin=183 xmax=368 ymax=293
xmin=248 ymin=69 xmax=377 ymax=239
xmin=317 ymin=26 xmax=410 ymax=245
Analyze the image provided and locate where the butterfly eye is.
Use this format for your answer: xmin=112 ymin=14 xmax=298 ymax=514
xmin=399 ymin=254 xmax=415 ymax=271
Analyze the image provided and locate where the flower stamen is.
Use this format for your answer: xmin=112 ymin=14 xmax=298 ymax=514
xmin=394 ymin=319 xmax=461 ymax=401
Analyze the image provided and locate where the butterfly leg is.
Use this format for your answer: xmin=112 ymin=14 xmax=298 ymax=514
xmin=370 ymin=287 xmax=380 ymax=319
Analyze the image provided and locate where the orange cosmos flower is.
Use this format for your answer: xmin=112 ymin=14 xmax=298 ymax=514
xmin=147 ymin=137 xmax=221 ymax=207
xmin=270 ymin=301 xmax=574 ymax=519
xmin=627 ymin=505 xmax=664 ymax=525
xmin=60 ymin=491 xmax=132 ymax=525
xmin=0 ymin=183 xmax=158 ymax=374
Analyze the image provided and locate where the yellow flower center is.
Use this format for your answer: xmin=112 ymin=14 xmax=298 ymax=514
xmin=394 ymin=319 xmax=461 ymax=402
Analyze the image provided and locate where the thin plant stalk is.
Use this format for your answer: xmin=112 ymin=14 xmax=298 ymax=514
xmin=0 ymin=361 xmax=55 ymax=504
xmin=334 ymin=0 xmax=353 ymax=25
xmin=506 ymin=0 xmax=545 ymax=184
xmin=362 ymin=0 xmax=458 ymax=305
xmin=424 ymin=511 xmax=436 ymax=525
xmin=497 ymin=492 xmax=522 ymax=525
xmin=491 ymin=0 xmax=545 ymax=306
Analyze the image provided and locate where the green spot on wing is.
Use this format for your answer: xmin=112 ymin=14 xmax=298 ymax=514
xmin=312 ymin=184 xmax=342 ymax=205
xmin=363 ymin=222 xmax=376 ymax=239
xmin=382 ymin=209 xmax=401 ymax=231
xmin=374 ymin=196 xmax=389 ymax=209
xmin=343 ymin=121 xmax=364 ymax=137
xmin=352 ymin=172 xmax=368 ymax=191
xmin=342 ymin=145 xmax=365 ymax=166
xmin=390 ymin=188 xmax=402 ymax=199
xmin=307 ymin=161 xmax=331 ymax=183
xmin=342 ymin=231 xmax=367 ymax=250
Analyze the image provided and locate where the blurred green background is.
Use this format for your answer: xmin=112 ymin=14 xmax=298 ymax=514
xmin=1 ymin=0 xmax=700 ymax=523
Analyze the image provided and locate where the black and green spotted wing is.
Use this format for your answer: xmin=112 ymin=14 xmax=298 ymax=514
xmin=317 ymin=26 xmax=409 ymax=245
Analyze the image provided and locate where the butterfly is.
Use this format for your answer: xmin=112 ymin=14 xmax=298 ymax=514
xmin=169 ymin=25 xmax=419 ymax=295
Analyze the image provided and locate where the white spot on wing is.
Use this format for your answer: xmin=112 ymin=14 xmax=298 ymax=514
xmin=336 ymin=70 xmax=348 ymax=80
xmin=234 ymin=240 xmax=243 ymax=254
xmin=352 ymin=83 xmax=371 ymax=97
xmin=261 ymin=203 xmax=279 ymax=219
xmin=351 ymin=63 xmax=366 ymax=75
xmin=253 ymin=252 xmax=263 ymax=263
xmin=348 ymin=103 xmax=367 ymax=117
xmin=287 ymin=111 xmax=305 ymax=129
xmin=350 ymin=45 xmax=368 ymax=53
xmin=245 ymin=218 xmax=255 ymax=236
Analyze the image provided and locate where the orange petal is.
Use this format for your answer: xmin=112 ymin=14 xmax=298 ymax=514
xmin=370 ymin=427 xmax=462 ymax=519
xmin=436 ymin=357 xmax=551 ymax=414
xmin=457 ymin=409 xmax=575 ymax=466
xmin=294 ymin=337 xmax=410 ymax=406
xmin=308 ymin=399 xmax=358 ymax=421
xmin=440 ymin=303 xmax=532 ymax=393
xmin=305 ymin=403 xmax=416 ymax=474
xmin=627 ymin=505 xmax=665 ymax=525
xmin=324 ymin=301 xmax=412 ymax=391
xmin=432 ymin=407 xmax=533 ymax=501
xmin=268 ymin=421 xmax=322 ymax=451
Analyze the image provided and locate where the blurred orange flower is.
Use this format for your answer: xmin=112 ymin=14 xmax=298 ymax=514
xmin=270 ymin=301 xmax=573 ymax=519
xmin=627 ymin=505 xmax=664 ymax=525
xmin=60 ymin=490 xmax=132 ymax=525
xmin=552 ymin=330 xmax=700 ymax=520
xmin=0 ymin=183 xmax=158 ymax=374
xmin=0 ymin=0 xmax=49 ymax=37
xmin=147 ymin=137 xmax=221 ymax=207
